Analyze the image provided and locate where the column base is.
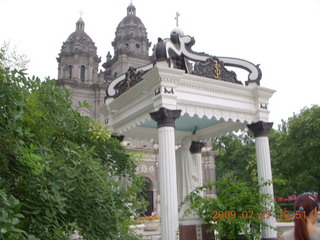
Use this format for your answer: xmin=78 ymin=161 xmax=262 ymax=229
xmin=179 ymin=224 xmax=215 ymax=240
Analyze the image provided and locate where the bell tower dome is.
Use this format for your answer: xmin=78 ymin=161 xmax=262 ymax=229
xmin=102 ymin=3 xmax=151 ymax=79
xmin=56 ymin=18 xmax=104 ymax=122
xmin=57 ymin=18 xmax=101 ymax=84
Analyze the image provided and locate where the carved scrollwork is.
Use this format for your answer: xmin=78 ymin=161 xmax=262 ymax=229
xmin=112 ymin=66 xmax=145 ymax=98
xmin=106 ymin=64 xmax=153 ymax=98
xmin=192 ymin=57 xmax=242 ymax=84
xmin=153 ymin=32 xmax=262 ymax=86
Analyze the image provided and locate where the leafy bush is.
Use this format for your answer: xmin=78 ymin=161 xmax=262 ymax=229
xmin=0 ymin=66 xmax=145 ymax=239
xmin=0 ymin=190 xmax=38 ymax=240
xmin=182 ymin=178 xmax=274 ymax=239
xmin=277 ymin=203 xmax=294 ymax=212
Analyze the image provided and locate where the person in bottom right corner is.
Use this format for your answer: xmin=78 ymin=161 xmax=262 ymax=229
xmin=280 ymin=193 xmax=320 ymax=240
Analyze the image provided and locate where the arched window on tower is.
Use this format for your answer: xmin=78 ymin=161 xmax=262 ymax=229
xmin=68 ymin=65 xmax=72 ymax=79
xmin=80 ymin=65 xmax=85 ymax=83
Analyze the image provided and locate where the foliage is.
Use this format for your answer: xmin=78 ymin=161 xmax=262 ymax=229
xmin=270 ymin=105 xmax=320 ymax=196
xmin=0 ymin=66 xmax=146 ymax=239
xmin=213 ymin=105 xmax=320 ymax=198
xmin=0 ymin=190 xmax=38 ymax=240
xmin=182 ymin=178 xmax=274 ymax=239
xmin=268 ymin=126 xmax=295 ymax=197
xmin=213 ymin=131 xmax=257 ymax=185
xmin=277 ymin=203 xmax=294 ymax=212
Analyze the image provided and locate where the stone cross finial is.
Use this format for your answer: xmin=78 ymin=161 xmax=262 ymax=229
xmin=175 ymin=12 xmax=180 ymax=27
xmin=79 ymin=10 xmax=83 ymax=18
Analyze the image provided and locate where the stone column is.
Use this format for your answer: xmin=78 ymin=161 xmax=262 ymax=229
xmin=190 ymin=141 xmax=206 ymax=193
xmin=150 ymin=107 xmax=181 ymax=240
xmin=202 ymin=145 xmax=217 ymax=198
xmin=247 ymin=121 xmax=277 ymax=240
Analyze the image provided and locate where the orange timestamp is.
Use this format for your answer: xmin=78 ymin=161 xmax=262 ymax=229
xmin=278 ymin=210 xmax=306 ymax=220
xmin=212 ymin=210 xmax=307 ymax=220
xmin=212 ymin=210 xmax=272 ymax=220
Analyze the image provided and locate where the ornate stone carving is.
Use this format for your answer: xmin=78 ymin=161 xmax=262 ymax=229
xmin=247 ymin=121 xmax=273 ymax=138
xmin=153 ymin=32 xmax=262 ymax=85
xmin=112 ymin=66 xmax=145 ymax=98
xmin=192 ymin=57 xmax=242 ymax=84
xmin=106 ymin=63 xmax=153 ymax=98
xmin=79 ymin=108 xmax=93 ymax=118
xmin=190 ymin=141 xmax=206 ymax=154
xmin=141 ymin=164 xmax=148 ymax=173
xmin=149 ymin=107 xmax=181 ymax=128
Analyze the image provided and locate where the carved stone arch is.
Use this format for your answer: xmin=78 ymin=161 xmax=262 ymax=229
xmin=139 ymin=174 xmax=157 ymax=216
xmin=78 ymin=108 xmax=93 ymax=119
xmin=141 ymin=173 xmax=157 ymax=191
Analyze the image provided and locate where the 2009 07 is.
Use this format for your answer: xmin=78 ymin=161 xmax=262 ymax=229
xmin=212 ymin=210 xmax=272 ymax=219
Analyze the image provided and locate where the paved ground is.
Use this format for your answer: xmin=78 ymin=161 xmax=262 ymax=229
xmin=70 ymin=228 xmax=161 ymax=240
xmin=140 ymin=230 xmax=161 ymax=240
xmin=131 ymin=226 xmax=161 ymax=240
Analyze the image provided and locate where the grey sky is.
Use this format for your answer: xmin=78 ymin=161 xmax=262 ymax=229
xmin=1 ymin=0 xmax=319 ymax=126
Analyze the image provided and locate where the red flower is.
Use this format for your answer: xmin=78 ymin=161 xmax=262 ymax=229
xmin=140 ymin=215 xmax=160 ymax=221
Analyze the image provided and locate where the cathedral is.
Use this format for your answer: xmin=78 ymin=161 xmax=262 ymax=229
xmin=55 ymin=3 xmax=216 ymax=216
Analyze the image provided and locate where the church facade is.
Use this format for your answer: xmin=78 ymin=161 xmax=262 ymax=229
xmin=56 ymin=3 xmax=217 ymax=216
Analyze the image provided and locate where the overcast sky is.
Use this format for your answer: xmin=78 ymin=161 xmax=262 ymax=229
xmin=1 ymin=0 xmax=319 ymax=127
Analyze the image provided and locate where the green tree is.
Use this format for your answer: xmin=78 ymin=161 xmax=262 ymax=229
xmin=0 ymin=62 xmax=145 ymax=239
xmin=212 ymin=105 xmax=320 ymax=198
xmin=268 ymin=123 xmax=295 ymax=197
xmin=271 ymin=105 xmax=320 ymax=196
xmin=213 ymin=131 xmax=257 ymax=186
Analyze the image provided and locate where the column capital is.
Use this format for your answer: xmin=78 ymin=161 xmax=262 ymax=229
xmin=247 ymin=121 xmax=273 ymax=138
xmin=149 ymin=107 xmax=181 ymax=128
xmin=190 ymin=141 xmax=206 ymax=154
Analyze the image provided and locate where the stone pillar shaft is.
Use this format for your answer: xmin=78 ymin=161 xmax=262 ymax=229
xmin=255 ymin=136 xmax=277 ymax=239
xmin=150 ymin=107 xmax=181 ymax=240
xmin=158 ymin=126 xmax=179 ymax=239
xmin=202 ymin=144 xmax=217 ymax=197
xmin=248 ymin=121 xmax=277 ymax=240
